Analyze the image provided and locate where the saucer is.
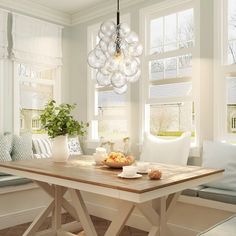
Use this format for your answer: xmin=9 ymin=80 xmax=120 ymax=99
xmin=118 ymin=173 xmax=142 ymax=179
xmin=137 ymin=169 xmax=149 ymax=174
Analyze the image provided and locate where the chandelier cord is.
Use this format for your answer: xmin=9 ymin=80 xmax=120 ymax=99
xmin=117 ymin=0 xmax=120 ymax=25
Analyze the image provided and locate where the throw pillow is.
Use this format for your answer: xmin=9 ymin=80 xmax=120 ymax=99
xmin=0 ymin=134 xmax=12 ymax=162
xmin=202 ymin=141 xmax=236 ymax=191
xmin=11 ymin=133 xmax=33 ymax=161
xmin=140 ymin=132 xmax=191 ymax=165
xmin=68 ymin=137 xmax=83 ymax=155
xmin=32 ymin=138 xmax=52 ymax=158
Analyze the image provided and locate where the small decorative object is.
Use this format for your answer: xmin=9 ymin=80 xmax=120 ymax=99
xmin=123 ymin=137 xmax=130 ymax=155
xmin=93 ymin=147 xmax=107 ymax=165
xmin=87 ymin=0 xmax=143 ymax=94
xmin=118 ymin=166 xmax=142 ymax=179
xmin=148 ymin=169 xmax=162 ymax=180
xmin=40 ymin=100 xmax=88 ymax=162
xmin=103 ymin=151 xmax=134 ymax=168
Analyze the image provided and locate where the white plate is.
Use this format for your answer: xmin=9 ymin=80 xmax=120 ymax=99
xmin=118 ymin=173 xmax=142 ymax=179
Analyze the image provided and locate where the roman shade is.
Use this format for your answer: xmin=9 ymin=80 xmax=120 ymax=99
xmin=0 ymin=9 xmax=8 ymax=59
xmin=11 ymin=13 xmax=63 ymax=67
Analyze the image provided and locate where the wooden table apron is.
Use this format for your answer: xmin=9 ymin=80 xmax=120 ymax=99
xmin=0 ymin=159 xmax=224 ymax=236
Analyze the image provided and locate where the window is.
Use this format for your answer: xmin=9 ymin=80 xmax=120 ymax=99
xmin=17 ymin=63 xmax=58 ymax=134
xmin=142 ymin=4 xmax=196 ymax=140
xmin=87 ymin=17 xmax=131 ymax=142
xmin=215 ymin=0 xmax=236 ymax=140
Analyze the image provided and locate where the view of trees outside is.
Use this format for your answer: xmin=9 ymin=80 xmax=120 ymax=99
xmin=149 ymin=9 xmax=194 ymax=137
xmin=97 ymin=90 xmax=129 ymax=139
xmin=227 ymin=0 xmax=236 ymax=134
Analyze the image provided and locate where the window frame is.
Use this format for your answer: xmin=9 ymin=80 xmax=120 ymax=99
xmin=87 ymin=15 xmax=132 ymax=144
xmin=140 ymin=0 xmax=200 ymax=147
xmin=214 ymin=0 xmax=236 ymax=142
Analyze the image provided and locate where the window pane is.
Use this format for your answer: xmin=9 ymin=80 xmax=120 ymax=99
xmin=150 ymin=18 xmax=163 ymax=54
xmin=150 ymin=8 xmax=194 ymax=54
xmin=97 ymin=90 xmax=129 ymax=139
xmin=164 ymin=14 xmax=177 ymax=52
xmin=178 ymin=9 xmax=194 ymax=49
xmin=228 ymin=0 xmax=236 ymax=64
xmin=150 ymin=102 xmax=195 ymax=137
xmin=226 ymin=77 xmax=236 ymax=133
xmin=150 ymin=82 xmax=192 ymax=98
xmin=149 ymin=54 xmax=192 ymax=81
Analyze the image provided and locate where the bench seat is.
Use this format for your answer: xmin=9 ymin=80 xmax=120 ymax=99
xmin=0 ymin=175 xmax=32 ymax=188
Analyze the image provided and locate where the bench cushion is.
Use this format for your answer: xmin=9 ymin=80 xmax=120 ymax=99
xmin=182 ymin=186 xmax=205 ymax=197
xmin=198 ymin=215 xmax=236 ymax=235
xmin=0 ymin=175 xmax=32 ymax=188
xmin=198 ymin=187 xmax=236 ymax=205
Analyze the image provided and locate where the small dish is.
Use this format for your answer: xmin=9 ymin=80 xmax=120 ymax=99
xmin=118 ymin=173 xmax=142 ymax=179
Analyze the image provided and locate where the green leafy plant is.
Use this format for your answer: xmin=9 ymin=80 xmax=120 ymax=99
xmin=40 ymin=100 xmax=89 ymax=139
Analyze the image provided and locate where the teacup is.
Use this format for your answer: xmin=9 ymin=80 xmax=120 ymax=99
xmin=93 ymin=153 xmax=106 ymax=165
xmin=136 ymin=162 xmax=150 ymax=172
xmin=122 ymin=166 xmax=138 ymax=177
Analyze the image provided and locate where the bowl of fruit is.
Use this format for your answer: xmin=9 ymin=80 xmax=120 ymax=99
xmin=103 ymin=152 xmax=134 ymax=168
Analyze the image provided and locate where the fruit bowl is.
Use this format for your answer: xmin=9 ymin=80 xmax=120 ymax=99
xmin=103 ymin=152 xmax=134 ymax=168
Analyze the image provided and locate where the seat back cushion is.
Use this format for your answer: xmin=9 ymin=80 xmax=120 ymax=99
xmin=140 ymin=132 xmax=191 ymax=165
xmin=0 ymin=134 xmax=12 ymax=162
xmin=32 ymin=138 xmax=52 ymax=158
xmin=11 ymin=133 xmax=33 ymax=161
xmin=202 ymin=141 xmax=236 ymax=191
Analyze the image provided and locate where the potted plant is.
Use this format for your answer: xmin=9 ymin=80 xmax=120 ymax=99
xmin=40 ymin=100 xmax=88 ymax=162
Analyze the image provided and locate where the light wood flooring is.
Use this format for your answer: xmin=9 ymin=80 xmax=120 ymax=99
xmin=0 ymin=213 xmax=148 ymax=236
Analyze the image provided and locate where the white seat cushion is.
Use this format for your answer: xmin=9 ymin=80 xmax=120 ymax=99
xmin=140 ymin=132 xmax=191 ymax=165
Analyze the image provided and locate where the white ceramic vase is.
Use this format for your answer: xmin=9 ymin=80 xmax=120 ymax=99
xmin=51 ymin=135 xmax=69 ymax=162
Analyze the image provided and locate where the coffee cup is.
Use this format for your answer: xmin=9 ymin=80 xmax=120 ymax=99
xmin=122 ymin=166 xmax=138 ymax=177
xmin=136 ymin=162 xmax=150 ymax=172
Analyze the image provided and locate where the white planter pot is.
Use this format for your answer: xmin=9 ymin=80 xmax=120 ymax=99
xmin=51 ymin=135 xmax=69 ymax=162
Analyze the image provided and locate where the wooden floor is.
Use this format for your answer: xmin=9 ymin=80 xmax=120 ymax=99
xmin=0 ymin=213 xmax=148 ymax=236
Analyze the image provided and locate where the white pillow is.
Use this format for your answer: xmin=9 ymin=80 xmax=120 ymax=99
xmin=202 ymin=141 xmax=236 ymax=191
xmin=140 ymin=132 xmax=191 ymax=165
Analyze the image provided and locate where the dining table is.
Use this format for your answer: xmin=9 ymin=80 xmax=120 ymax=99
xmin=0 ymin=156 xmax=224 ymax=236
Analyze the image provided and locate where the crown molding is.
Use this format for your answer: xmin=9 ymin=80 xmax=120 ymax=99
xmin=0 ymin=0 xmax=71 ymax=26
xmin=71 ymin=0 xmax=146 ymax=25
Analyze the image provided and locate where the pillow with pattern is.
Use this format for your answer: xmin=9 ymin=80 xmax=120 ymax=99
xmin=0 ymin=134 xmax=12 ymax=162
xmin=11 ymin=133 xmax=33 ymax=161
xmin=68 ymin=137 xmax=83 ymax=155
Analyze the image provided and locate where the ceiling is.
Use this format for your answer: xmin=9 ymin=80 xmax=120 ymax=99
xmin=30 ymin=0 xmax=108 ymax=14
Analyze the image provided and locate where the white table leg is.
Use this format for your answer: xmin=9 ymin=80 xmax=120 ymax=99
xmin=52 ymin=186 xmax=63 ymax=230
xmin=69 ymin=189 xmax=98 ymax=236
xmin=104 ymin=201 xmax=135 ymax=236
xmin=23 ymin=200 xmax=55 ymax=236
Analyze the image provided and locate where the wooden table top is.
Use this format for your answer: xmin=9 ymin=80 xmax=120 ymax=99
xmin=0 ymin=157 xmax=224 ymax=194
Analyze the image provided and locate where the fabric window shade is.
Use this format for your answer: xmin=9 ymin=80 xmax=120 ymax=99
xmin=12 ymin=14 xmax=63 ymax=67
xmin=0 ymin=9 xmax=8 ymax=59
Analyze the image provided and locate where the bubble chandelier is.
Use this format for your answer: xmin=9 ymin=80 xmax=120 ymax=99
xmin=87 ymin=0 xmax=143 ymax=94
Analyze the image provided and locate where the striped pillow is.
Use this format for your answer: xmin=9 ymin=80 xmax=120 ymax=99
xmin=32 ymin=138 xmax=52 ymax=158
xmin=11 ymin=133 xmax=33 ymax=161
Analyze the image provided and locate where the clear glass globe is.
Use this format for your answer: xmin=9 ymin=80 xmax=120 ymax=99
xmin=125 ymin=31 xmax=139 ymax=44
xmin=88 ymin=50 xmax=105 ymax=69
xmin=114 ymin=84 xmax=128 ymax=94
xmin=127 ymin=69 xmax=141 ymax=83
xmin=120 ymin=57 xmax=139 ymax=76
xmin=96 ymin=70 xmax=111 ymax=86
xmin=105 ymin=57 xmax=120 ymax=73
xmin=99 ymin=39 xmax=108 ymax=52
xmin=111 ymin=72 xmax=127 ymax=88
xmin=119 ymin=23 xmax=131 ymax=37
xmin=100 ymin=21 xmax=116 ymax=37
xmin=108 ymin=41 xmax=116 ymax=56
xmin=129 ymin=43 xmax=143 ymax=57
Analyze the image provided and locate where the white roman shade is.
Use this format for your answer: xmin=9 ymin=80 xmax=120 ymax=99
xmin=12 ymin=14 xmax=62 ymax=67
xmin=0 ymin=9 xmax=8 ymax=59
